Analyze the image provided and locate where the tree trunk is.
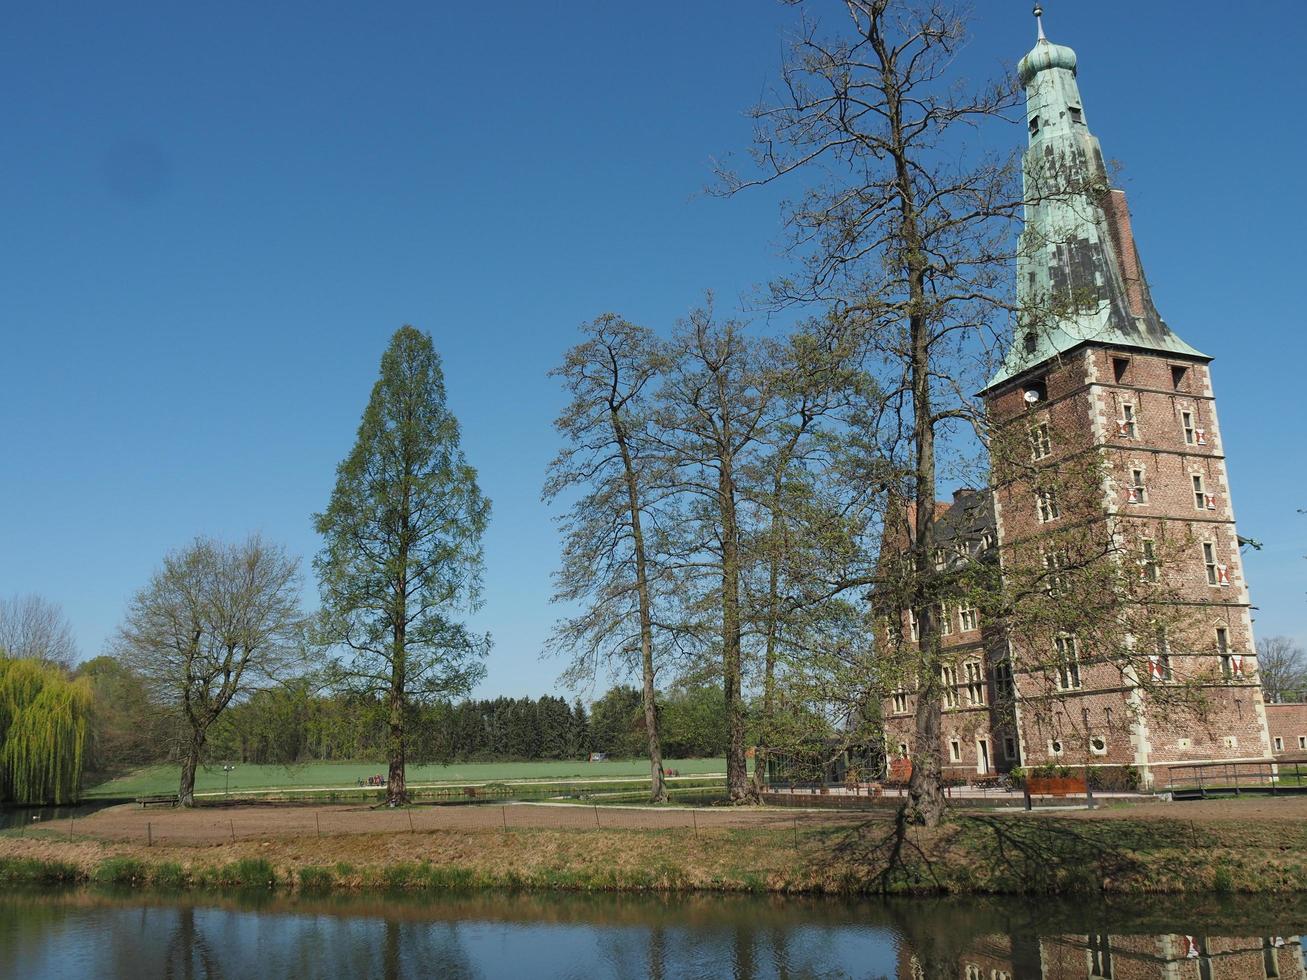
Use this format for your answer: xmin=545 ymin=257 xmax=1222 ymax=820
xmin=178 ymin=730 xmax=205 ymax=808
xmin=614 ymin=412 xmax=667 ymax=804
xmin=907 ymin=658 xmax=947 ymax=825
xmin=720 ymin=455 xmax=752 ymax=803
xmin=882 ymin=20 xmax=945 ymax=827
xmin=386 ymin=674 xmax=406 ymax=805
xmin=751 ymin=519 xmax=782 ymax=798
xmin=387 ymin=616 xmax=408 ymax=805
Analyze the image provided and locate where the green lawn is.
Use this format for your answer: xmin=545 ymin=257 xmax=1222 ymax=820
xmin=83 ymin=758 xmax=727 ymax=799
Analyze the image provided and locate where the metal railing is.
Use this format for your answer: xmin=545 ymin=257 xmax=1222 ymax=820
xmin=1166 ymin=761 xmax=1306 ymax=797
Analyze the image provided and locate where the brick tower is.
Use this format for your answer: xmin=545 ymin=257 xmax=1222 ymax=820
xmin=980 ymin=10 xmax=1272 ymax=787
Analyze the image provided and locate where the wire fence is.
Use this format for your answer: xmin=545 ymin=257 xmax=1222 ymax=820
xmin=28 ymin=800 xmax=880 ymax=847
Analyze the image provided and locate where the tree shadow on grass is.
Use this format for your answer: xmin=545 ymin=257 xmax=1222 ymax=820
xmin=803 ymin=807 xmax=1211 ymax=896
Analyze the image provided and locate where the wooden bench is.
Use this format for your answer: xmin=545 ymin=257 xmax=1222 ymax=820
xmin=1026 ymin=776 xmax=1087 ymax=798
xmin=137 ymin=794 xmax=180 ymax=808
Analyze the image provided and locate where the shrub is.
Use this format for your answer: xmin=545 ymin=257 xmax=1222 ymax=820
xmin=298 ymin=866 xmax=334 ymax=892
xmin=92 ymin=857 xmax=147 ymax=885
xmin=0 ymin=856 xmax=81 ymax=883
xmin=219 ymin=858 xmax=276 ymax=888
xmin=151 ymin=862 xmax=187 ymax=888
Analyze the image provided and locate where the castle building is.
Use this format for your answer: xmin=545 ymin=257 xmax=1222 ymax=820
xmin=882 ymin=13 xmax=1273 ymax=789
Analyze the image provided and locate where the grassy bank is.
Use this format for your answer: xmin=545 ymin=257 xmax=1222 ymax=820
xmin=83 ymin=759 xmax=729 ymax=800
xmin=4 ymin=805 xmax=1306 ymax=897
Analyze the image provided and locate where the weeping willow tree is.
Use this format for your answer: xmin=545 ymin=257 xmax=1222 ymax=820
xmin=0 ymin=656 xmax=92 ymax=804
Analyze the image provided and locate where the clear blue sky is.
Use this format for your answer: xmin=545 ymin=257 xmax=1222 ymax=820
xmin=2 ymin=2 xmax=1303 ymax=697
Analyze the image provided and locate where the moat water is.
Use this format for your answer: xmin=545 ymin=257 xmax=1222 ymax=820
xmin=1 ymin=888 xmax=1304 ymax=979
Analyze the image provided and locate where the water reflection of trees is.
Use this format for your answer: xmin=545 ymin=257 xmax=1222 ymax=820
xmin=4 ymin=890 xmax=1307 ymax=979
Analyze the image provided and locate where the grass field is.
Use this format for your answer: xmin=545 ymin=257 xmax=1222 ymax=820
xmin=83 ymin=759 xmax=727 ymax=800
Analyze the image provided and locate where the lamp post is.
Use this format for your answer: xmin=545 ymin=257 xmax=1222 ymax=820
xmin=223 ymin=764 xmax=235 ymax=798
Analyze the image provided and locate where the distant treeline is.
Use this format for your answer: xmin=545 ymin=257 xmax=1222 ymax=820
xmin=72 ymin=655 xmax=730 ymax=773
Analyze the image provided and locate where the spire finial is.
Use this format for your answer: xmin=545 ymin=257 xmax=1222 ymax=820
xmin=1034 ymin=4 xmax=1046 ymax=41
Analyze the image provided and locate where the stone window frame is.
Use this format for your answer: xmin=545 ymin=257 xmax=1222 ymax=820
xmin=1089 ymin=734 xmax=1108 ymax=756
xmin=1029 ymin=420 xmax=1052 ymax=460
xmin=1118 ymin=401 xmax=1138 ymax=439
xmin=1054 ymin=634 xmax=1082 ymax=690
xmin=1035 ymin=487 xmax=1061 ymax=523
xmin=958 ymin=602 xmax=979 ymax=632
xmin=948 ymin=738 xmax=962 ymax=763
xmin=1140 ymin=538 xmax=1160 ymax=582
xmin=1181 ymin=409 xmax=1196 ymax=446
xmin=1202 ymin=541 xmax=1220 ymax=586
xmin=963 ymin=659 xmax=986 ymax=706
xmin=1127 ymin=465 xmax=1147 ymax=504
xmin=940 ymin=664 xmax=960 ymax=709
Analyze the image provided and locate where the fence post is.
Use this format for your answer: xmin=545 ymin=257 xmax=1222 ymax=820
xmin=793 ymin=817 xmax=799 ymax=850
xmin=408 ymin=810 xmax=415 ymax=833
xmin=1233 ymin=766 xmax=1240 ymax=797
xmin=230 ymin=819 xmax=236 ymax=843
xmin=147 ymin=822 xmax=153 ymax=847
xmin=594 ymin=805 xmax=601 ymax=829
xmin=692 ymin=810 xmax=699 ymax=840
xmin=1024 ymin=785 xmax=1032 ymax=811
xmin=316 ymin=812 xmax=321 ymax=838
xmin=502 ymin=806 xmax=508 ymax=832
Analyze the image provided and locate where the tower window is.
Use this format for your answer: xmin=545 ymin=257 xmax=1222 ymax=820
xmin=1043 ymin=549 xmax=1069 ymax=594
xmin=949 ymin=738 xmax=962 ymax=763
xmin=1171 ymin=365 xmax=1189 ymax=390
xmin=1029 ymin=421 xmax=1051 ymax=460
xmin=1118 ymin=403 xmax=1137 ymax=439
xmin=995 ymin=661 xmax=1015 ymax=699
xmin=1192 ymin=473 xmax=1207 ymax=510
xmin=1182 ymin=411 xmax=1196 ymax=445
xmin=1141 ymin=539 xmax=1159 ymax=582
xmin=1029 ymin=115 xmax=1040 ymax=135
xmin=1127 ymin=468 xmax=1146 ymax=504
xmin=1112 ymin=357 xmax=1130 ymax=382
xmin=1054 ymin=635 xmax=1081 ymax=690
xmin=1203 ymin=542 xmax=1219 ymax=585
xmin=964 ymin=660 xmax=985 ymax=705
xmin=1035 ymin=488 xmax=1060 ymax=523
xmin=1003 ymin=735 xmax=1018 ymax=760
xmin=941 ymin=664 xmax=959 ymax=709
xmin=1069 ymin=106 xmax=1084 ymax=125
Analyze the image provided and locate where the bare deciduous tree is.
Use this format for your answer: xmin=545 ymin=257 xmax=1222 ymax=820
xmin=545 ymin=314 xmax=671 ymax=802
xmin=718 ymin=0 xmax=1024 ymax=824
xmin=116 ymin=536 xmax=304 ymax=806
xmin=0 ymin=594 xmax=78 ymax=666
xmin=1256 ymin=636 xmax=1306 ymax=704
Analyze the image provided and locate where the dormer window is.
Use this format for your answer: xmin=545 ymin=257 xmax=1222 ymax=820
xmin=1022 ymin=379 xmax=1047 ymax=407
xmin=1112 ymin=357 xmax=1130 ymax=383
xmin=1023 ymin=331 xmax=1038 ymax=355
xmin=1029 ymin=115 xmax=1040 ymax=135
xmin=1069 ymin=106 xmax=1083 ymax=125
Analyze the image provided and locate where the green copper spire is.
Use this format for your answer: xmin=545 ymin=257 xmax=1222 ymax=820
xmin=986 ymin=7 xmax=1206 ymax=391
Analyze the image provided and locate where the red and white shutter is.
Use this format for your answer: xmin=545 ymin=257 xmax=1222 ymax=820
xmin=1231 ymin=654 xmax=1244 ymax=677
xmin=1217 ymin=563 xmax=1230 ymax=586
xmin=1195 ymin=428 xmax=1207 ymax=445
xmin=1205 ymin=493 xmax=1217 ymax=510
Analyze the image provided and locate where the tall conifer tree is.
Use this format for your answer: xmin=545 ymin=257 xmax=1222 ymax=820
xmin=314 ymin=326 xmax=490 ymax=805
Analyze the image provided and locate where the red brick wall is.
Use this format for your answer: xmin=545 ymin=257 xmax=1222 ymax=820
xmin=1267 ymin=703 xmax=1307 ymax=758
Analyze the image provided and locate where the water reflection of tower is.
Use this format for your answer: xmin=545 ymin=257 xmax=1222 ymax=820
xmin=930 ymin=931 xmax=1306 ymax=979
